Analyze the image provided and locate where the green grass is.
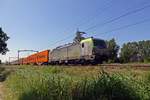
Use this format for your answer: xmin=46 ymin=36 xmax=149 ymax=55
xmin=0 ymin=66 xmax=5 ymax=73
xmin=4 ymin=65 xmax=150 ymax=100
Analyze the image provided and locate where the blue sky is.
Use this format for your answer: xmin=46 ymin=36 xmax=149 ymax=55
xmin=0 ymin=0 xmax=150 ymax=62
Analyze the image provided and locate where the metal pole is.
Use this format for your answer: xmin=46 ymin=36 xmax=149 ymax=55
xmin=18 ymin=50 xmax=20 ymax=65
xmin=17 ymin=50 xmax=38 ymax=65
xmin=9 ymin=57 xmax=18 ymax=65
xmin=9 ymin=57 xmax=10 ymax=65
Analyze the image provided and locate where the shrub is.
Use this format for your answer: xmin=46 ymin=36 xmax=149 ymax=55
xmin=72 ymin=72 xmax=143 ymax=100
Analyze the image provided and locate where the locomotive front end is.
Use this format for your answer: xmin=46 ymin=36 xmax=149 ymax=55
xmin=80 ymin=38 xmax=108 ymax=64
xmin=92 ymin=38 xmax=108 ymax=63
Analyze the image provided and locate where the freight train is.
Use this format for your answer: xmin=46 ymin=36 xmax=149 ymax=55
xmin=10 ymin=37 xmax=108 ymax=65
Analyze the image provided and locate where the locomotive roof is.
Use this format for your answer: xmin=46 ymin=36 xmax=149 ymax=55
xmin=81 ymin=37 xmax=105 ymax=43
xmin=54 ymin=37 xmax=105 ymax=50
xmin=55 ymin=42 xmax=77 ymax=49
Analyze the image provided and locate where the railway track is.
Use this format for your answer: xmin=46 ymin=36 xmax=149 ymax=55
xmin=4 ymin=63 xmax=150 ymax=67
xmin=1 ymin=64 xmax=150 ymax=72
xmin=100 ymin=63 xmax=150 ymax=67
xmin=99 ymin=63 xmax=150 ymax=71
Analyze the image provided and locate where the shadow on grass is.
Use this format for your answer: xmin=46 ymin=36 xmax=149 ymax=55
xmin=0 ymin=67 xmax=11 ymax=82
xmin=19 ymin=90 xmax=46 ymax=100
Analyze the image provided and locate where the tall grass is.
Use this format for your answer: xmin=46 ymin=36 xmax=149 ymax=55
xmin=5 ymin=66 xmax=150 ymax=100
xmin=0 ymin=67 xmax=5 ymax=73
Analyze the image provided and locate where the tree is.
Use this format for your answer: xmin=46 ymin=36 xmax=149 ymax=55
xmin=106 ymin=38 xmax=120 ymax=63
xmin=0 ymin=27 xmax=9 ymax=55
xmin=120 ymin=40 xmax=150 ymax=63
xmin=138 ymin=40 xmax=150 ymax=62
xmin=120 ymin=42 xmax=140 ymax=63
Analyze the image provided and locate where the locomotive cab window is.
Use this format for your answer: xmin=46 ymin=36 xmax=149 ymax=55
xmin=82 ymin=43 xmax=84 ymax=48
xmin=93 ymin=39 xmax=107 ymax=49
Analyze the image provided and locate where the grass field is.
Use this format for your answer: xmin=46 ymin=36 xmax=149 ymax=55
xmin=1 ymin=65 xmax=150 ymax=100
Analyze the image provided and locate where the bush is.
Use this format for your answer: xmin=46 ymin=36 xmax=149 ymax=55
xmin=144 ymin=57 xmax=150 ymax=63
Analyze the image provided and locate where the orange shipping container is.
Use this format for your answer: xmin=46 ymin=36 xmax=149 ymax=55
xmin=28 ymin=53 xmax=37 ymax=64
xmin=37 ymin=50 xmax=49 ymax=64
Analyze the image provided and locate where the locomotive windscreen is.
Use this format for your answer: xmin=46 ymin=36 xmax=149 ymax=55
xmin=93 ymin=39 xmax=107 ymax=49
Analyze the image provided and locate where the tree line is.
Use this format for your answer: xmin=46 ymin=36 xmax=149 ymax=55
xmin=107 ymin=39 xmax=150 ymax=63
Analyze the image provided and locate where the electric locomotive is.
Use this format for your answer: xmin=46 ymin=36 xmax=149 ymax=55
xmin=49 ymin=37 xmax=108 ymax=64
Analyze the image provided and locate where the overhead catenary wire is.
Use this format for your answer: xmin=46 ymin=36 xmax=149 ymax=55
xmin=93 ymin=18 xmax=150 ymax=37
xmin=85 ymin=4 xmax=150 ymax=32
xmin=49 ymin=34 xmax=74 ymax=48
xmin=79 ymin=0 xmax=149 ymax=30
xmin=48 ymin=0 xmax=113 ymax=48
xmin=49 ymin=18 xmax=150 ymax=48
xmin=49 ymin=1 xmax=150 ymax=48
xmin=75 ymin=0 xmax=114 ymax=28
